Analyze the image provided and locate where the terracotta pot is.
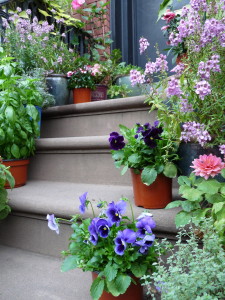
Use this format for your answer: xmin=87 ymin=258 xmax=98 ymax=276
xmin=91 ymin=272 xmax=143 ymax=300
xmin=130 ymin=169 xmax=172 ymax=209
xmin=3 ymin=159 xmax=30 ymax=189
xmin=176 ymin=53 xmax=188 ymax=65
xmin=91 ymin=84 xmax=108 ymax=101
xmin=73 ymin=88 xmax=91 ymax=104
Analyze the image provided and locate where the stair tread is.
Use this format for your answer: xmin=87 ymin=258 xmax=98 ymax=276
xmin=0 ymin=244 xmax=93 ymax=300
xmin=8 ymin=180 xmax=180 ymax=234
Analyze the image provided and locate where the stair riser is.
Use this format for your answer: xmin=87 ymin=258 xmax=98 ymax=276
xmin=41 ymin=109 xmax=156 ymax=138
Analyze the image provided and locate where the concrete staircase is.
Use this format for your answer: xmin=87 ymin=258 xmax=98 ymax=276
xmin=0 ymin=96 xmax=180 ymax=300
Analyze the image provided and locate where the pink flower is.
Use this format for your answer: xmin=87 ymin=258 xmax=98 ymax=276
xmin=67 ymin=71 xmax=74 ymax=77
xmin=161 ymin=25 xmax=170 ymax=31
xmin=72 ymin=0 xmax=85 ymax=10
xmin=91 ymin=64 xmax=101 ymax=75
xmin=161 ymin=9 xmax=176 ymax=23
xmin=190 ymin=154 xmax=225 ymax=180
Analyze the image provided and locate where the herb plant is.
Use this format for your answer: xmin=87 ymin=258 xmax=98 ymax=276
xmin=0 ymin=156 xmax=15 ymax=220
xmin=109 ymin=122 xmax=179 ymax=186
xmin=47 ymin=193 xmax=159 ymax=300
xmin=142 ymin=218 xmax=225 ymax=300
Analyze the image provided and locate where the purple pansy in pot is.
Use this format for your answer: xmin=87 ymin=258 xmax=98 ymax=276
xmin=136 ymin=216 xmax=156 ymax=238
xmin=109 ymin=132 xmax=125 ymax=150
xmin=114 ymin=229 xmax=137 ymax=255
xmin=106 ymin=200 xmax=127 ymax=224
xmin=79 ymin=192 xmax=88 ymax=214
xmin=47 ymin=214 xmax=59 ymax=234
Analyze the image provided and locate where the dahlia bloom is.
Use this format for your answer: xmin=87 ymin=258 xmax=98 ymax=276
xmin=190 ymin=154 xmax=225 ymax=179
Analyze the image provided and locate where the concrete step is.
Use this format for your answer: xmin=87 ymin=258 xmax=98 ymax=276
xmin=41 ymin=96 xmax=156 ymax=138
xmin=0 ymin=244 xmax=153 ymax=300
xmin=0 ymin=180 xmax=180 ymax=257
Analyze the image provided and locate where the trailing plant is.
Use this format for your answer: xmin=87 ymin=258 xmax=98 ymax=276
xmin=0 ymin=157 xmax=15 ymax=220
xmin=47 ymin=193 xmax=160 ymax=300
xmin=142 ymin=218 xmax=225 ymax=299
xmin=108 ymin=122 xmax=179 ymax=186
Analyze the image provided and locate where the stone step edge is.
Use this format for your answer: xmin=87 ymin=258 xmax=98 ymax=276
xmin=42 ymin=96 xmax=148 ymax=118
xmin=35 ymin=136 xmax=110 ymax=151
xmin=7 ymin=180 xmax=180 ymax=235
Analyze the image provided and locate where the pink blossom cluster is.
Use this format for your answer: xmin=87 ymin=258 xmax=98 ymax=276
xmin=139 ymin=37 xmax=150 ymax=55
xmin=71 ymin=0 xmax=85 ymax=10
xmin=180 ymin=121 xmax=211 ymax=146
xmin=129 ymin=69 xmax=145 ymax=86
xmin=144 ymin=54 xmax=168 ymax=75
xmin=170 ymin=63 xmax=185 ymax=76
xmin=161 ymin=9 xmax=176 ymax=23
xmin=166 ymin=77 xmax=182 ymax=97
xmin=194 ymin=80 xmax=211 ymax=100
xmin=179 ymin=98 xmax=194 ymax=113
xmin=191 ymin=153 xmax=225 ymax=179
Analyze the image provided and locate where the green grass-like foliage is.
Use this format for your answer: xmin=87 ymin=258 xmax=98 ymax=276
xmin=0 ymin=161 xmax=14 ymax=220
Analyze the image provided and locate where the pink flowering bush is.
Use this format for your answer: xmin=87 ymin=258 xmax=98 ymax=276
xmin=131 ymin=0 xmax=225 ymax=153
xmin=166 ymin=154 xmax=225 ymax=243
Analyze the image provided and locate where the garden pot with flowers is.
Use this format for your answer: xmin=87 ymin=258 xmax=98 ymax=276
xmin=67 ymin=58 xmax=96 ymax=104
xmin=108 ymin=122 xmax=179 ymax=209
xmin=130 ymin=0 xmax=225 ymax=179
xmin=47 ymin=193 xmax=161 ymax=300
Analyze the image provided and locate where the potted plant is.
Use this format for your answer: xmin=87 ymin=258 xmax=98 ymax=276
xmin=2 ymin=7 xmax=81 ymax=106
xmin=142 ymin=218 xmax=225 ymax=299
xmin=166 ymin=153 xmax=225 ymax=243
xmin=67 ymin=57 xmax=96 ymax=103
xmin=108 ymin=122 xmax=179 ymax=208
xmin=0 ymin=50 xmax=45 ymax=187
xmin=47 ymin=193 xmax=161 ymax=300
xmin=131 ymin=0 xmax=225 ymax=177
xmin=0 ymin=156 xmax=15 ymax=219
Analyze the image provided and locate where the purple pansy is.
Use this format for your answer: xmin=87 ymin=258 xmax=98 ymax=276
xmin=79 ymin=192 xmax=88 ymax=214
xmin=88 ymin=218 xmax=99 ymax=245
xmin=47 ymin=214 xmax=59 ymax=234
xmin=136 ymin=216 xmax=156 ymax=238
xmin=96 ymin=218 xmax=111 ymax=238
xmin=141 ymin=126 xmax=163 ymax=148
xmin=135 ymin=234 xmax=155 ymax=253
xmin=106 ymin=201 xmax=126 ymax=224
xmin=109 ymin=132 xmax=125 ymax=150
xmin=114 ymin=229 xmax=137 ymax=255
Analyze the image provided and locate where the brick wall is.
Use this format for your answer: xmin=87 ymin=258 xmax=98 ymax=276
xmin=73 ymin=0 xmax=111 ymax=58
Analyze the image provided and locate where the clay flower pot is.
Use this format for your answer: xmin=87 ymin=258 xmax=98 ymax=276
xmin=130 ymin=169 xmax=172 ymax=209
xmin=3 ymin=159 xmax=30 ymax=188
xmin=73 ymin=88 xmax=91 ymax=104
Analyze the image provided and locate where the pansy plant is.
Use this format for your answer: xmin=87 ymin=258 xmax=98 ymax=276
xmin=47 ymin=193 xmax=161 ymax=300
xmin=109 ymin=122 xmax=179 ymax=186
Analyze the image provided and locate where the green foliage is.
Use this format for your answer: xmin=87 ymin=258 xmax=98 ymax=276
xmin=166 ymin=171 xmax=225 ymax=243
xmin=107 ymin=84 xmax=131 ymax=99
xmin=0 ymin=51 xmax=42 ymax=159
xmin=0 ymin=160 xmax=14 ymax=220
xmin=142 ymin=218 xmax=225 ymax=299
xmin=56 ymin=197 xmax=160 ymax=299
xmin=110 ymin=123 xmax=179 ymax=185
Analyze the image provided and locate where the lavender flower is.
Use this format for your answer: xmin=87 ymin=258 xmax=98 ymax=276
xmin=180 ymin=122 xmax=211 ymax=146
xmin=88 ymin=218 xmax=99 ymax=245
xmin=195 ymin=80 xmax=211 ymax=100
xmin=96 ymin=219 xmax=110 ymax=238
xmin=114 ymin=229 xmax=136 ymax=255
xmin=167 ymin=77 xmax=182 ymax=97
xmin=179 ymin=98 xmax=194 ymax=113
xmin=108 ymin=132 xmax=125 ymax=150
xmin=47 ymin=214 xmax=59 ymax=234
xmin=135 ymin=234 xmax=155 ymax=253
xmin=129 ymin=69 xmax=145 ymax=86
xmin=219 ymin=144 xmax=225 ymax=155
xmin=139 ymin=37 xmax=150 ymax=54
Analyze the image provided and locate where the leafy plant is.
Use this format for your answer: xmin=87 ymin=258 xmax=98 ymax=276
xmin=47 ymin=193 xmax=161 ymax=300
xmin=142 ymin=218 xmax=225 ymax=299
xmin=109 ymin=122 xmax=179 ymax=186
xmin=107 ymin=84 xmax=131 ymax=99
xmin=0 ymin=157 xmax=15 ymax=220
xmin=167 ymin=168 xmax=225 ymax=243
xmin=0 ymin=49 xmax=43 ymax=159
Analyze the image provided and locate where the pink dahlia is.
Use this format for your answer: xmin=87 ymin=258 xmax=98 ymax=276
xmin=190 ymin=154 xmax=225 ymax=180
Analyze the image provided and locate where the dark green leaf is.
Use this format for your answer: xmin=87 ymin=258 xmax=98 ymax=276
xmin=131 ymin=262 xmax=147 ymax=277
xmin=5 ymin=106 xmax=16 ymax=124
xmin=163 ymin=162 xmax=177 ymax=178
xmin=197 ymin=180 xmax=221 ymax=195
xmin=166 ymin=200 xmax=183 ymax=209
xmin=103 ymin=263 xmax=117 ymax=281
xmin=128 ymin=154 xmax=141 ymax=165
xmin=0 ymin=205 xmax=11 ymax=220
xmin=11 ymin=144 xmax=20 ymax=159
xmin=175 ymin=211 xmax=192 ymax=227
xmin=177 ymin=176 xmax=192 ymax=186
